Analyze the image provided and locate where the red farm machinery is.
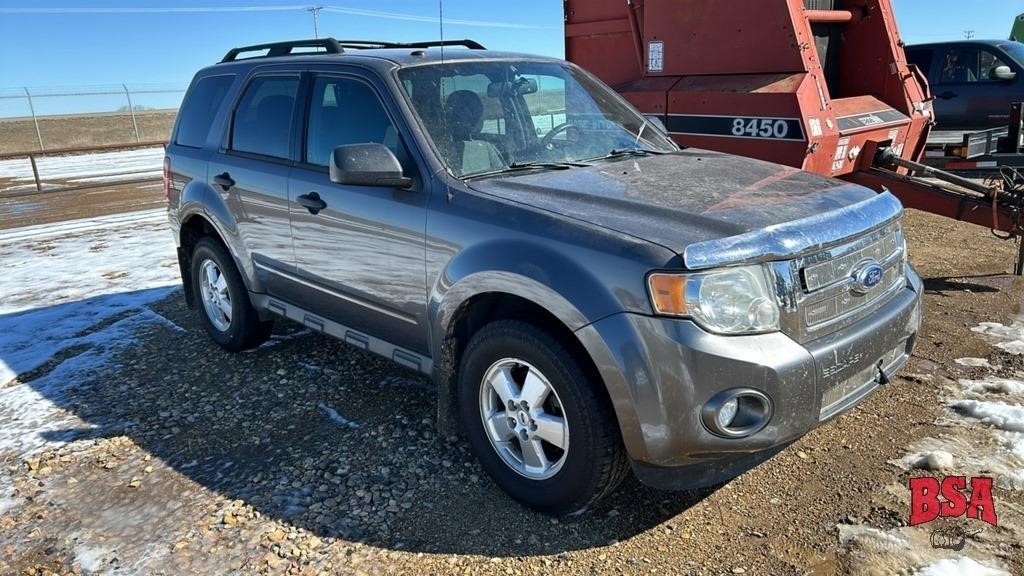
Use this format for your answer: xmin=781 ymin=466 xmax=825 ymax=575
xmin=565 ymin=0 xmax=1024 ymax=271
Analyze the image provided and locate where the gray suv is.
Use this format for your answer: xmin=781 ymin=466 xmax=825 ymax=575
xmin=166 ymin=38 xmax=923 ymax=515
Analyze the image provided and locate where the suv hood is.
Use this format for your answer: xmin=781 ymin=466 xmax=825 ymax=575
xmin=468 ymin=149 xmax=880 ymax=259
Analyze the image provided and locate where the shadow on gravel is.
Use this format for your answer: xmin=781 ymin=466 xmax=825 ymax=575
xmin=922 ymin=275 xmax=1002 ymax=296
xmin=17 ymin=291 xmax=715 ymax=557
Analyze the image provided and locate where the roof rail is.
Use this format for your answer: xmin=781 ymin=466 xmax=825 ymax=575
xmin=335 ymin=39 xmax=486 ymax=50
xmin=220 ymin=38 xmax=344 ymax=63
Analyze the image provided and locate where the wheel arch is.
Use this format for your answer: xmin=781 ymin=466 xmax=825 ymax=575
xmin=433 ymin=290 xmax=623 ymax=448
xmin=176 ymin=211 xmax=246 ymax=307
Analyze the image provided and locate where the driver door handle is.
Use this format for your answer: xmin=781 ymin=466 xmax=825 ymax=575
xmin=297 ymin=192 xmax=328 ymax=215
xmin=938 ymin=91 xmax=958 ymax=100
xmin=212 ymin=172 xmax=235 ymax=190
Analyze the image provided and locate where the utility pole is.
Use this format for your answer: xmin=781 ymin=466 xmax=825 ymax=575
xmin=964 ymin=30 xmax=976 ymax=39
xmin=308 ymin=5 xmax=324 ymax=39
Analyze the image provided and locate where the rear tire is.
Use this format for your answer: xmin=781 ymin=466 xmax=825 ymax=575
xmin=458 ymin=320 xmax=628 ymax=515
xmin=190 ymin=237 xmax=272 ymax=351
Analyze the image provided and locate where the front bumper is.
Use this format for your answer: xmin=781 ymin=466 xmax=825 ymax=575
xmin=575 ymin=264 xmax=922 ymax=490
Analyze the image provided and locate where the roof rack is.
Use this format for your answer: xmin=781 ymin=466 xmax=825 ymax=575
xmin=220 ymin=38 xmax=344 ymax=63
xmin=335 ymin=39 xmax=487 ymax=50
xmin=219 ymin=38 xmax=486 ymax=63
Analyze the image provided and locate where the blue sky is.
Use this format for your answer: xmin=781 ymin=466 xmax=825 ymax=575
xmin=0 ymin=0 xmax=1020 ymax=115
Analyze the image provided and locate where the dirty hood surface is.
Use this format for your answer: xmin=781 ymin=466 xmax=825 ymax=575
xmin=468 ymin=149 xmax=879 ymax=255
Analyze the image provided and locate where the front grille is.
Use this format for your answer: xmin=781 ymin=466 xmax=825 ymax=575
xmin=799 ymin=223 xmax=905 ymax=331
xmin=798 ymin=226 xmax=905 ymax=330
xmin=803 ymin=231 xmax=901 ymax=292
xmin=803 ymin=263 xmax=902 ymax=327
xmin=773 ymin=221 xmax=907 ymax=343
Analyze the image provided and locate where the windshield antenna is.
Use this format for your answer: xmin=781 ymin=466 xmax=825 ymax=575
xmin=438 ymin=0 xmax=445 ymax=64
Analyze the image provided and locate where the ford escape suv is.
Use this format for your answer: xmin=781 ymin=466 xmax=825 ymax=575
xmin=166 ymin=38 xmax=923 ymax=515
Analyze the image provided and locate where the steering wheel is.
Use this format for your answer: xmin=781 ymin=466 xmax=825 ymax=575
xmin=540 ymin=122 xmax=575 ymax=149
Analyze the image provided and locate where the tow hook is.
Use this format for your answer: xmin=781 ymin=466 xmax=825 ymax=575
xmin=877 ymin=361 xmax=890 ymax=386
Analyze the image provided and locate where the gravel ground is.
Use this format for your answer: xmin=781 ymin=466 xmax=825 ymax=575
xmin=2 ymin=207 xmax=1024 ymax=575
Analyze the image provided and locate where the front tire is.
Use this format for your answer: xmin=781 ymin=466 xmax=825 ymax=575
xmin=190 ymin=237 xmax=272 ymax=351
xmin=458 ymin=320 xmax=628 ymax=515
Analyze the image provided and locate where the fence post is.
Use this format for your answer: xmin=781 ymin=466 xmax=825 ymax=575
xmin=29 ymin=154 xmax=43 ymax=193
xmin=122 ymin=84 xmax=140 ymax=143
xmin=23 ymin=87 xmax=44 ymax=151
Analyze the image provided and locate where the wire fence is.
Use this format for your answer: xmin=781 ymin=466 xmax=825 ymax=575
xmin=0 ymin=83 xmax=187 ymax=153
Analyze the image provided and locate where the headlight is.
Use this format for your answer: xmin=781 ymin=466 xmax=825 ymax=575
xmin=647 ymin=265 xmax=780 ymax=334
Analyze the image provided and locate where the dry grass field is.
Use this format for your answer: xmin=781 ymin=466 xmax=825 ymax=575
xmin=0 ymin=109 xmax=177 ymax=154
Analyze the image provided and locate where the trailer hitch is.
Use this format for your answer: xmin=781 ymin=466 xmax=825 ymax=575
xmin=872 ymin=147 xmax=1024 ymax=275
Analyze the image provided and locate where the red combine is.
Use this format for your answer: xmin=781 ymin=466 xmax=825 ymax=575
xmin=566 ymin=0 xmax=1024 ymax=268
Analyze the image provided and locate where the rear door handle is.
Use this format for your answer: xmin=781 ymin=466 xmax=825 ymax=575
xmin=297 ymin=192 xmax=328 ymax=215
xmin=212 ymin=172 xmax=235 ymax=190
xmin=938 ymin=91 xmax=958 ymax=100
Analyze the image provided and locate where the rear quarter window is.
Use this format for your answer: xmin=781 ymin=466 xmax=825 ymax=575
xmin=175 ymin=75 xmax=235 ymax=148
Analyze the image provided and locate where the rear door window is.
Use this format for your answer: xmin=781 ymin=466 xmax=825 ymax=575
xmin=175 ymin=75 xmax=234 ymax=148
xmin=230 ymin=76 xmax=301 ymax=159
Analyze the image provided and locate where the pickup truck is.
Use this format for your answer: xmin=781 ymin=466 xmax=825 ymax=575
xmin=906 ymin=40 xmax=1024 ymax=130
xmin=166 ymin=38 xmax=923 ymax=515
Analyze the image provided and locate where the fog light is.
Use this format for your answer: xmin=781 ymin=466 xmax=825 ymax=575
xmin=717 ymin=398 xmax=739 ymax=429
xmin=701 ymin=389 xmax=773 ymax=438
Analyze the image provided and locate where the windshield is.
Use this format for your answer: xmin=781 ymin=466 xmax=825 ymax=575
xmin=397 ymin=60 xmax=677 ymax=177
xmin=999 ymin=41 xmax=1024 ymax=67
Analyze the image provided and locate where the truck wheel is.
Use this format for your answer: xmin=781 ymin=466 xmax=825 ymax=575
xmin=458 ymin=320 xmax=628 ymax=515
xmin=190 ymin=237 xmax=272 ymax=351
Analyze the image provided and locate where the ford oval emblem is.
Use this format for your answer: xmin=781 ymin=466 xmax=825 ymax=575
xmin=851 ymin=261 xmax=884 ymax=294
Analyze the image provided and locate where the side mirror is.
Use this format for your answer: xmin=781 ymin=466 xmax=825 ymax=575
xmin=330 ymin=143 xmax=412 ymax=188
xmin=992 ymin=65 xmax=1018 ymax=81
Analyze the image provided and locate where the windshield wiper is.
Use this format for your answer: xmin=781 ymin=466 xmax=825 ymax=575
xmin=586 ymin=148 xmax=670 ymax=162
xmin=464 ymin=160 xmax=590 ymax=180
xmin=510 ymin=160 xmax=592 ymax=169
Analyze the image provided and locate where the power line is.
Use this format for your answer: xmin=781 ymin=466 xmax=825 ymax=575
xmin=0 ymin=5 xmax=307 ymax=14
xmin=0 ymin=3 xmax=554 ymax=29
xmin=321 ymin=6 xmax=554 ymax=29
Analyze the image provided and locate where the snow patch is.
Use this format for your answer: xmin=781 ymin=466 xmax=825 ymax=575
xmin=837 ymin=524 xmax=906 ymax=550
xmin=959 ymin=377 xmax=1024 ymax=396
xmin=0 ymin=308 xmax=159 ymax=458
xmin=894 ymin=449 xmax=955 ymax=471
xmin=837 ymin=522 xmax=1010 ymax=576
xmin=955 ymin=357 xmax=994 ymax=369
xmin=137 ymin=306 xmax=185 ymax=333
xmin=0 ymin=210 xmax=180 ymax=464
xmin=0 ymin=147 xmax=163 ymax=192
xmin=247 ymin=329 xmax=312 ymax=352
xmin=911 ymin=373 xmax=1024 ymax=489
xmin=299 ymin=362 xmax=337 ymax=375
xmin=318 ymin=403 xmax=359 ymax=429
xmin=0 ymin=209 xmax=179 ymax=387
xmin=949 ymin=400 xmax=1024 ymax=433
xmin=971 ymin=319 xmax=1024 ymax=354
xmin=0 ymin=209 xmax=176 ymax=317
xmin=74 ymin=543 xmax=114 ymax=574
xmin=914 ymin=557 xmax=1009 ymax=576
